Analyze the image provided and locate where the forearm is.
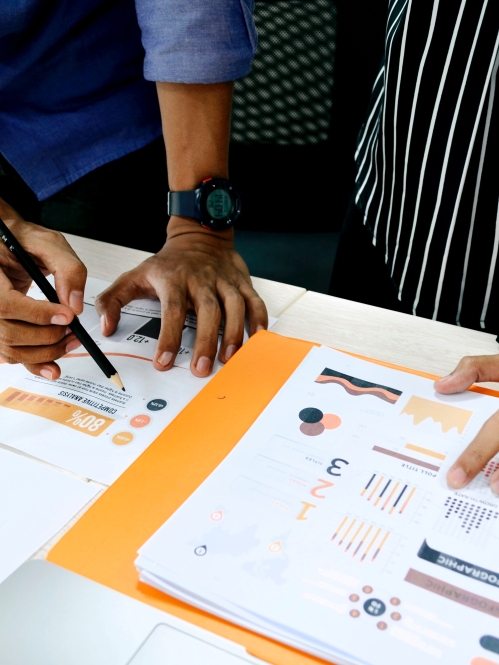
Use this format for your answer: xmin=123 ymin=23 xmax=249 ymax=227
xmin=0 ymin=196 xmax=23 ymax=221
xmin=156 ymin=81 xmax=234 ymax=240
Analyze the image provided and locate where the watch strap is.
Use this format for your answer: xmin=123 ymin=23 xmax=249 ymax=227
xmin=167 ymin=189 xmax=200 ymax=219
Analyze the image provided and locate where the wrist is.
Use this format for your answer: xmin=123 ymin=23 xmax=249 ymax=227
xmin=167 ymin=215 xmax=234 ymax=244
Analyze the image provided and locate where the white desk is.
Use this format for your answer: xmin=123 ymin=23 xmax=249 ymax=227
xmin=27 ymin=236 xmax=499 ymax=559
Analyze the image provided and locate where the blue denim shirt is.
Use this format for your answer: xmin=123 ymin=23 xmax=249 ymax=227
xmin=0 ymin=0 xmax=256 ymax=200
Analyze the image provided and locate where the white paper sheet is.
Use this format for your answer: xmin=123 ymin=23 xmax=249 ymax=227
xmin=137 ymin=345 xmax=499 ymax=665
xmin=0 ymin=278 xmax=277 ymax=485
xmin=0 ymin=447 xmax=98 ymax=583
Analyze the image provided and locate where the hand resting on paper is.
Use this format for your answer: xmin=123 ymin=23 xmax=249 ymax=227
xmin=0 ymin=199 xmax=85 ymax=380
xmin=435 ymin=355 xmax=499 ymax=494
xmin=94 ymin=215 xmax=268 ymax=377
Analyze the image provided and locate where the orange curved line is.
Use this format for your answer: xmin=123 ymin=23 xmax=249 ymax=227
xmin=63 ymin=352 xmax=152 ymax=362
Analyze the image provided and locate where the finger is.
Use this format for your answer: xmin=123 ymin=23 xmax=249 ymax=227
xmin=447 ymin=410 xmax=499 ymax=489
xmin=190 ymin=289 xmax=221 ymax=377
xmin=217 ymin=282 xmax=245 ymax=363
xmin=0 ymin=320 xmax=70 ymax=347
xmin=10 ymin=221 xmax=87 ymax=314
xmin=23 ymin=362 xmax=62 ymax=381
xmin=0 ymin=270 xmax=74 ymax=326
xmin=239 ymin=281 xmax=268 ymax=336
xmin=0 ymin=334 xmax=80 ymax=366
xmin=489 ymin=468 xmax=499 ymax=495
xmin=435 ymin=355 xmax=499 ymax=394
xmin=94 ymin=271 xmax=145 ymax=336
xmin=153 ymin=285 xmax=187 ymax=371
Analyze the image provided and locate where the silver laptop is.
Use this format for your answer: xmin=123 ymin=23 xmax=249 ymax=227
xmin=0 ymin=561 xmax=268 ymax=665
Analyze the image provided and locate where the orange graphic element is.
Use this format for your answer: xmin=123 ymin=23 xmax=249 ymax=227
xmin=321 ymin=414 xmax=342 ymax=429
xmin=268 ymin=541 xmax=282 ymax=553
xmin=338 ymin=518 xmax=356 ymax=545
xmin=361 ymin=528 xmax=382 ymax=562
xmin=210 ymin=510 xmax=223 ymax=521
xmin=296 ymin=501 xmax=316 ymax=521
xmin=399 ymin=486 xmax=416 ymax=514
xmin=401 ymin=395 xmax=472 ymax=434
xmin=0 ymin=387 xmax=114 ymax=437
xmin=331 ymin=516 xmax=348 ymax=541
xmin=405 ymin=443 xmax=446 ymax=460
xmin=382 ymin=482 xmax=400 ymax=511
xmin=112 ymin=432 xmax=134 ymax=445
xmin=130 ymin=414 xmax=151 ymax=428
xmin=471 ymin=659 xmax=498 ymax=665
xmin=368 ymin=476 xmax=384 ymax=501
xmin=310 ymin=478 xmax=334 ymax=498
xmin=345 ymin=521 xmax=365 ymax=552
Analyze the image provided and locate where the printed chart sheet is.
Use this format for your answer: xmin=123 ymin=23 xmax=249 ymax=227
xmin=0 ymin=278 xmax=276 ymax=485
xmin=137 ymin=346 xmax=499 ymax=665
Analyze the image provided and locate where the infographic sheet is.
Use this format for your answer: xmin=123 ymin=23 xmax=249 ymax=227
xmin=0 ymin=278 xmax=275 ymax=485
xmin=137 ymin=346 xmax=499 ymax=665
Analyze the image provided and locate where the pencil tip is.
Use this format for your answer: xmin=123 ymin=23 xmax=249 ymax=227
xmin=109 ymin=372 xmax=125 ymax=391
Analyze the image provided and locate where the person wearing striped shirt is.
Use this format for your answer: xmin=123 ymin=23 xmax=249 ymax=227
xmin=329 ymin=1 xmax=499 ymax=494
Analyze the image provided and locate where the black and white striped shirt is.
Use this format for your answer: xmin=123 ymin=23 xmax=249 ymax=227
xmin=355 ymin=0 xmax=499 ymax=333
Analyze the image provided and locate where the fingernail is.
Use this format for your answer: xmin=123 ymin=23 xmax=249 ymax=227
xmin=100 ymin=314 xmax=107 ymax=331
xmin=256 ymin=325 xmax=265 ymax=332
xmin=225 ymin=345 xmax=238 ymax=360
xmin=491 ymin=478 xmax=499 ymax=495
xmin=65 ymin=327 xmax=72 ymax=336
xmin=51 ymin=314 xmax=69 ymax=325
xmin=196 ymin=356 xmax=211 ymax=375
xmin=158 ymin=351 xmax=173 ymax=367
xmin=436 ymin=374 xmax=452 ymax=384
xmin=69 ymin=291 xmax=84 ymax=313
xmin=40 ymin=369 xmax=54 ymax=380
xmin=447 ymin=467 xmax=468 ymax=488
xmin=66 ymin=338 xmax=81 ymax=353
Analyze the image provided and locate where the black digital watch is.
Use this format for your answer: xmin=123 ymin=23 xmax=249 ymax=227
xmin=167 ymin=178 xmax=242 ymax=231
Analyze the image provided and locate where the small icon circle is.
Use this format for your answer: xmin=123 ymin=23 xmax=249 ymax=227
xmin=363 ymin=598 xmax=386 ymax=617
xmin=112 ymin=432 xmax=134 ymax=445
xmin=390 ymin=597 xmax=401 ymax=606
xmin=391 ymin=612 xmax=402 ymax=621
xmin=268 ymin=541 xmax=282 ymax=553
xmin=349 ymin=609 xmax=360 ymax=618
xmin=362 ymin=585 xmax=373 ymax=594
xmin=349 ymin=594 xmax=360 ymax=602
xmin=210 ymin=510 xmax=223 ymax=521
xmin=147 ymin=399 xmax=167 ymax=411
xmin=194 ymin=545 xmax=207 ymax=556
xmin=130 ymin=414 xmax=151 ymax=428
xmin=377 ymin=621 xmax=388 ymax=631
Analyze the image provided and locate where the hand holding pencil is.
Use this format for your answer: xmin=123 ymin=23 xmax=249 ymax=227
xmin=0 ymin=208 xmax=123 ymax=389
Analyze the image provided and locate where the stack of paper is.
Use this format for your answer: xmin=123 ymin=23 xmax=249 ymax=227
xmin=137 ymin=346 xmax=499 ymax=664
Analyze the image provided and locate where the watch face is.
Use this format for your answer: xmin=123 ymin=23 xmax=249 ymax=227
xmin=199 ymin=178 xmax=242 ymax=230
xmin=206 ymin=189 xmax=233 ymax=220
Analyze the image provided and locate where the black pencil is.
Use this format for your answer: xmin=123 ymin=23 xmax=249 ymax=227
xmin=0 ymin=218 xmax=125 ymax=391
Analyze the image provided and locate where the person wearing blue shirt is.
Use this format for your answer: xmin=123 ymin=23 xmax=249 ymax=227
xmin=0 ymin=0 xmax=267 ymax=381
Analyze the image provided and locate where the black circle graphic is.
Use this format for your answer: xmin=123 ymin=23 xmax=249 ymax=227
xmin=194 ymin=545 xmax=207 ymax=556
xmin=299 ymin=407 xmax=324 ymax=424
xmin=363 ymin=598 xmax=386 ymax=617
xmin=147 ymin=399 xmax=167 ymax=411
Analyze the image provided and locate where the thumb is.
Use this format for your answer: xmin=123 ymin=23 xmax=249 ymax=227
xmin=435 ymin=354 xmax=499 ymax=394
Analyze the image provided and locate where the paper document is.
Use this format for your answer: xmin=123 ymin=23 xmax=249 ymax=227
xmin=137 ymin=346 xmax=499 ymax=665
xmin=0 ymin=447 xmax=98 ymax=583
xmin=0 ymin=278 xmax=276 ymax=485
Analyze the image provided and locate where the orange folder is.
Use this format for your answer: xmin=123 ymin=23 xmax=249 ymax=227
xmin=48 ymin=331 xmax=499 ymax=665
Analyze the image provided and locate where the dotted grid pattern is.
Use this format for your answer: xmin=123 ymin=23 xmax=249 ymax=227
xmin=443 ymin=497 xmax=498 ymax=536
xmin=232 ymin=0 xmax=336 ymax=145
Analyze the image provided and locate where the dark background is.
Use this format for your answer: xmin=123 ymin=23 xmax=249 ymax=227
xmin=231 ymin=0 xmax=387 ymax=291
